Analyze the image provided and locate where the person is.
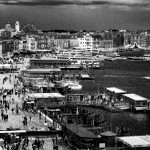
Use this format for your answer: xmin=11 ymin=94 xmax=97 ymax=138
xmin=11 ymin=108 xmax=14 ymax=114
xmin=12 ymin=98 xmax=14 ymax=104
xmin=15 ymin=90 xmax=18 ymax=95
xmin=1 ymin=112 xmax=4 ymax=120
xmin=24 ymin=116 xmax=27 ymax=126
xmin=29 ymin=116 xmax=32 ymax=122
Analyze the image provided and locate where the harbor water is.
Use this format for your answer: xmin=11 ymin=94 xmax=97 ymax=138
xmin=80 ymin=60 xmax=150 ymax=135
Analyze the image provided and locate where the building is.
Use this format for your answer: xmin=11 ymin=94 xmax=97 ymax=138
xmin=78 ymin=33 xmax=93 ymax=52
xmin=0 ymin=42 xmax=2 ymax=57
xmin=57 ymin=35 xmax=69 ymax=49
xmin=36 ymin=34 xmax=48 ymax=50
xmin=0 ymin=39 xmax=14 ymax=55
xmin=29 ymin=58 xmax=70 ymax=68
xmin=103 ymin=40 xmax=113 ymax=48
xmin=124 ymin=32 xmax=131 ymax=46
xmin=15 ymin=21 xmax=20 ymax=32
xmin=26 ymin=35 xmax=37 ymax=51
xmin=18 ymin=39 xmax=27 ymax=51
xmin=69 ymin=35 xmax=79 ymax=48
xmin=92 ymin=35 xmax=104 ymax=49
xmin=124 ymin=31 xmax=150 ymax=48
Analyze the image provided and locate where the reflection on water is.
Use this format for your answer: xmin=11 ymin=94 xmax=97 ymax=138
xmin=81 ymin=60 xmax=150 ymax=135
xmin=128 ymin=112 xmax=148 ymax=122
xmin=93 ymin=109 xmax=150 ymax=135
xmin=142 ymin=76 xmax=150 ymax=79
xmin=103 ymin=75 xmax=131 ymax=78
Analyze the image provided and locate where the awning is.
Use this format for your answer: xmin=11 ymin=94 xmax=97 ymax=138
xmin=106 ymin=87 xmax=127 ymax=94
xmin=123 ymin=93 xmax=148 ymax=101
xmin=27 ymin=93 xmax=65 ymax=99
xmin=118 ymin=136 xmax=150 ymax=148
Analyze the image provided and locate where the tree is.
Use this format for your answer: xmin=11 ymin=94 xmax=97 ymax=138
xmin=21 ymin=24 xmax=37 ymax=34
xmin=0 ymin=31 xmax=11 ymax=39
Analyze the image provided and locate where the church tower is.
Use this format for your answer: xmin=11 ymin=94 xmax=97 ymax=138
xmin=15 ymin=21 xmax=20 ymax=32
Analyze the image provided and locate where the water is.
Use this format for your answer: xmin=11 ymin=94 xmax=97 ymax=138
xmin=80 ymin=60 xmax=150 ymax=135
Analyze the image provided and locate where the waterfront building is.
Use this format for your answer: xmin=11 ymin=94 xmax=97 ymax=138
xmin=57 ymin=35 xmax=70 ymax=49
xmin=29 ymin=58 xmax=70 ymax=68
xmin=122 ymin=93 xmax=148 ymax=111
xmin=18 ymin=39 xmax=27 ymax=51
xmin=36 ymin=33 xmax=48 ymax=50
xmin=0 ymin=38 xmax=14 ymax=55
xmin=26 ymin=35 xmax=37 ymax=51
xmin=26 ymin=92 xmax=65 ymax=108
xmin=103 ymin=40 xmax=113 ymax=49
xmin=92 ymin=35 xmax=104 ymax=49
xmin=78 ymin=33 xmax=93 ymax=52
xmin=0 ymin=42 xmax=2 ymax=57
xmin=124 ymin=31 xmax=150 ymax=48
xmin=47 ymin=35 xmax=57 ymax=49
xmin=124 ymin=32 xmax=132 ymax=46
xmin=21 ymin=68 xmax=61 ymax=79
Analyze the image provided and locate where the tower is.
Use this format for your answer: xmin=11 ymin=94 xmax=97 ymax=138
xmin=15 ymin=21 xmax=20 ymax=32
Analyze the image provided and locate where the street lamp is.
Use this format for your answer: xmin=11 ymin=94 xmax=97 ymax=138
xmin=97 ymin=84 xmax=100 ymax=95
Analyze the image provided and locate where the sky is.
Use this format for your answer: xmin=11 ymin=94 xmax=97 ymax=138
xmin=0 ymin=0 xmax=150 ymax=31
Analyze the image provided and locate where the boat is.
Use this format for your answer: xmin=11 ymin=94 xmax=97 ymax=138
xmin=59 ymin=65 xmax=83 ymax=70
xmin=116 ymin=44 xmax=145 ymax=57
xmin=60 ymin=80 xmax=82 ymax=91
xmin=114 ymin=103 xmax=130 ymax=110
xmin=70 ymin=59 xmax=103 ymax=70
xmin=77 ymin=73 xmax=95 ymax=80
xmin=105 ymin=57 xmax=117 ymax=61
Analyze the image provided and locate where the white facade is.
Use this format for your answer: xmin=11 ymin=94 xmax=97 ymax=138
xmin=26 ymin=36 xmax=37 ymax=51
xmin=15 ymin=21 xmax=20 ymax=32
xmin=0 ymin=42 xmax=2 ymax=57
xmin=18 ymin=40 xmax=24 ymax=50
xmin=78 ymin=33 xmax=93 ymax=52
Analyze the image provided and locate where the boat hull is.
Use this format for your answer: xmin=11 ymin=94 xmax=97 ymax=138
xmin=60 ymin=67 xmax=83 ymax=70
xmin=117 ymin=49 xmax=145 ymax=57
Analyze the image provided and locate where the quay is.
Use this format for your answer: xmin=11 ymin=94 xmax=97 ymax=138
xmin=0 ymin=73 xmax=67 ymax=150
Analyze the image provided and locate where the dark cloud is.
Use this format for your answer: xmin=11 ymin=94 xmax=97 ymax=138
xmin=0 ymin=0 xmax=109 ymax=6
xmin=0 ymin=0 xmax=150 ymax=7
xmin=0 ymin=1 xmax=150 ymax=30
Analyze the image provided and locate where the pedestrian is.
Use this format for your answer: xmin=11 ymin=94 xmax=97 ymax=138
xmin=12 ymin=98 xmax=14 ymax=104
xmin=18 ymin=91 xmax=20 ymax=98
xmin=11 ymin=108 xmax=14 ymax=114
xmin=15 ymin=90 xmax=17 ymax=95
xmin=7 ymin=103 xmax=10 ymax=110
xmin=16 ymin=109 xmax=18 ymax=114
xmin=1 ymin=112 xmax=4 ymax=120
xmin=5 ymin=107 xmax=7 ymax=113
xmin=29 ymin=116 xmax=32 ymax=122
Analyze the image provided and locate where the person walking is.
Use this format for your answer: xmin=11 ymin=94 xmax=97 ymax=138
xmin=29 ymin=116 xmax=32 ymax=122
xmin=11 ymin=108 xmax=14 ymax=114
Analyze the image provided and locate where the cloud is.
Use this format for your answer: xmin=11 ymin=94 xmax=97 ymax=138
xmin=0 ymin=0 xmax=150 ymax=9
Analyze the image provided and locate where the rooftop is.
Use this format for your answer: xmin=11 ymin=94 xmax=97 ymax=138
xmin=65 ymin=124 xmax=98 ymax=139
xmin=106 ymin=87 xmax=127 ymax=94
xmin=25 ymin=68 xmax=61 ymax=72
xmin=123 ymin=93 xmax=148 ymax=101
xmin=27 ymin=93 xmax=65 ymax=99
xmin=118 ymin=136 xmax=150 ymax=148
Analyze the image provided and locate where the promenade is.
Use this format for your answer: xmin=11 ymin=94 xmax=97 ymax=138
xmin=0 ymin=73 xmax=69 ymax=150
